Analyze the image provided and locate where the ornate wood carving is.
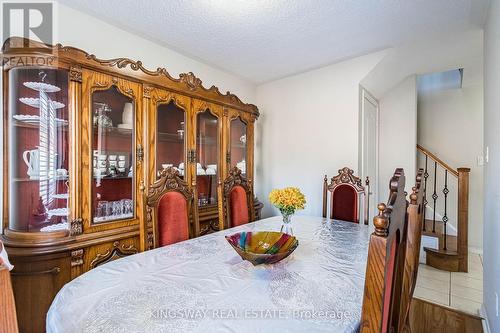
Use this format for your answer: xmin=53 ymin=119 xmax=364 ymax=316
xmin=360 ymin=168 xmax=408 ymax=333
xmin=69 ymin=218 xmax=83 ymax=236
xmin=90 ymin=241 xmax=138 ymax=269
xmin=69 ymin=65 xmax=82 ymax=82
xmin=323 ymin=167 xmax=368 ymax=223
xmin=328 ymin=167 xmax=365 ymax=192
xmin=2 ymin=37 xmax=258 ymax=116
xmin=146 ymin=232 xmax=154 ymax=250
xmin=143 ymin=85 xmax=153 ymax=98
xmin=144 ymin=167 xmax=199 ymax=249
xmin=220 ymin=167 xmax=252 ymax=230
xmin=70 ymin=249 xmax=84 ymax=267
xmin=146 ymin=167 xmax=193 ymax=205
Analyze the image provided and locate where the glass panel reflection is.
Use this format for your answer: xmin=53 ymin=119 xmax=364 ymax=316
xmin=92 ymin=86 xmax=134 ymax=223
xmin=156 ymin=101 xmax=186 ymax=177
xmin=197 ymin=110 xmax=219 ymax=207
xmin=230 ymin=117 xmax=247 ymax=174
xmin=9 ymin=68 xmax=70 ymax=232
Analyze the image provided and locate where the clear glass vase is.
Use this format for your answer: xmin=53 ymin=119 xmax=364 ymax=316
xmin=280 ymin=211 xmax=294 ymax=235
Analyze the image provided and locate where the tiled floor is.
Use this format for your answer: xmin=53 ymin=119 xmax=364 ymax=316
xmin=414 ymin=254 xmax=483 ymax=316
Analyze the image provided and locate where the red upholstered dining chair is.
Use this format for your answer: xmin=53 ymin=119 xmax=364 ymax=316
xmin=219 ymin=166 xmax=253 ymax=230
xmin=142 ymin=167 xmax=199 ymax=250
xmin=323 ymin=167 xmax=369 ymax=224
xmin=360 ymin=168 xmax=408 ymax=333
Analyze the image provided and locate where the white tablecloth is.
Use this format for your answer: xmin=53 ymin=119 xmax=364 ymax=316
xmin=47 ymin=216 xmax=371 ymax=333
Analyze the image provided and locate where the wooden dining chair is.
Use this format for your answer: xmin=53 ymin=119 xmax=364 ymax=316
xmin=143 ymin=167 xmax=199 ymax=250
xmin=323 ymin=167 xmax=369 ymax=224
xmin=396 ymin=168 xmax=425 ymax=332
xmin=219 ymin=166 xmax=253 ymax=230
xmin=360 ymin=168 xmax=408 ymax=333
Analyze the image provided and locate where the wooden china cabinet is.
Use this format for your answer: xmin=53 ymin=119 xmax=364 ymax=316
xmin=1 ymin=37 xmax=261 ymax=333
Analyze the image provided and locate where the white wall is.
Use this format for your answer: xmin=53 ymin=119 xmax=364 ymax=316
xmin=55 ymin=4 xmax=256 ymax=102
xmin=417 ymin=84 xmax=484 ymax=251
xmin=255 ymin=51 xmax=385 ymax=217
xmin=362 ymin=30 xmax=483 ymax=98
xmin=483 ymin=0 xmax=500 ymax=330
xmin=378 ymin=76 xmax=417 ymax=197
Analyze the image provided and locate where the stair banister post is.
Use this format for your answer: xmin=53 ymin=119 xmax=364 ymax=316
xmin=457 ymin=167 xmax=470 ymax=272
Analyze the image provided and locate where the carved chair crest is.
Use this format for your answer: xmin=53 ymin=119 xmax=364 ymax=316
xmin=223 ymin=166 xmax=251 ymax=196
xmin=323 ymin=167 xmax=368 ymax=224
xmin=147 ymin=167 xmax=193 ymax=206
xmin=327 ymin=167 xmax=365 ymax=193
xmin=220 ymin=166 xmax=253 ymax=230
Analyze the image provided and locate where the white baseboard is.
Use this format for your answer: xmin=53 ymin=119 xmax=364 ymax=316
xmin=481 ymin=304 xmax=491 ymax=333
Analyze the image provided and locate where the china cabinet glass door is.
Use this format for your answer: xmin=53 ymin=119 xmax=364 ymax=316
xmin=8 ymin=68 xmax=70 ymax=232
xmin=156 ymin=101 xmax=186 ymax=178
xmin=196 ymin=110 xmax=219 ymax=207
xmin=230 ymin=117 xmax=248 ymax=174
xmin=91 ymin=86 xmax=135 ymax=223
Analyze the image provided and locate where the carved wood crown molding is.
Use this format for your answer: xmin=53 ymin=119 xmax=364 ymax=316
xmin=2 ymin=37 xmax=259 ymax=116
xmin=146 ymin=167 xmax=194 ymax=206
xmin=327 ymin=167 xmax=365 ymax=193
xmin=223 ymin=166 xmax=251 ymax=195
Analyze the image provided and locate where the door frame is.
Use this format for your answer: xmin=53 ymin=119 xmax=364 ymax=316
xmin=358 ymin=86 xmax=380 ymax=217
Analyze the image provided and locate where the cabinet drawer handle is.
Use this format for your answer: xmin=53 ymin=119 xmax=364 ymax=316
xmin=11 ymin=267 xmax=61 ymax=276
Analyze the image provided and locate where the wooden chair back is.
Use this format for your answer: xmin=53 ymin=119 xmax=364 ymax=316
xmin=323 ymin=167 xmax=368 ymax=224
xmin=360 ymin=168 xmax=408 ymax=333
xmin=143 ymin=167 xmax=198 ymax=250
xmin=397 ymin=168 xmax=425 ymax=332
xmin=0 ymin=242 xmax=18 ymax=333
xmin=219 ymin=166 xmax=253 ymax=230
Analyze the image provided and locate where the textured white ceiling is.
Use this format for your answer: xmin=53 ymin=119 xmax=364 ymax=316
xmin=57 ymin=0 xmax=490 ymax=83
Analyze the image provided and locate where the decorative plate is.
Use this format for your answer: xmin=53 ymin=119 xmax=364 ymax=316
xmin=23 ymin=81 xmax=61 ymax=92
xmin=19 ymin=97 xmax=65 ymax=109
xmin=47 ymin=208 xmax=69 ymax=217
xmin=13 ymin=114 xmax=68 ymax=125
xmin=225 ymin=231 xmax=299 ymax=265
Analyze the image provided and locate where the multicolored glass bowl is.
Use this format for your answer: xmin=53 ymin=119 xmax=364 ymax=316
xmin=225 ymin=231 xmax=299 ymax=265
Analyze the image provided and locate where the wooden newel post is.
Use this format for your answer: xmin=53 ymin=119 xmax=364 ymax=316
xmin=457 ymin=167 xmax=470 ymax=272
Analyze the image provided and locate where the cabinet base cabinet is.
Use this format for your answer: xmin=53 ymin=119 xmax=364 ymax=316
xmin=5 ymin=234 xmax=140 ymax=333
xmin=10 ymin=252 xmax=71 ymax=333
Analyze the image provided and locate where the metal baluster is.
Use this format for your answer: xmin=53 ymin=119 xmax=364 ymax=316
xmin=432 ymin=161 xmax=438 ymax=233
xmin=442 ymin=170 xmax=449 ymax=250
xmin=423 ymin=155 xmax=429 ymax=231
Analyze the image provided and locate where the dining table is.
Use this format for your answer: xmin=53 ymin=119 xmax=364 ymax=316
xmin=46 ymin=216 xmax=371 ymax=333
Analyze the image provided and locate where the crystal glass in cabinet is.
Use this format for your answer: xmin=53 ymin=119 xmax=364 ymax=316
xmin=230 ymin=118 xmax=247 ymax=174
xmin=197 ymin=110 xmax=219 ymax=207
xmin=156 ymin=101 xmax=186 ymax=177
xmin=91 ymin=86 xmax=135 ymax=223
xmin=8 ymin=68 xmax=70 ymax=232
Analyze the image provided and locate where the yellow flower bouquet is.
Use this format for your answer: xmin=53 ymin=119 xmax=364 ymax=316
xmin=269 ymin=187 xmax=306 ymax=234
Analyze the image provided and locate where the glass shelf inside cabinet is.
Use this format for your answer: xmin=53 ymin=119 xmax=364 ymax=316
xmin=197 ymin=110 xmax=219 ymax=207
xmin=8 ymin=68 xmax=70 ymax=232
xmin=156 ymin=101 xmax=186 ymax=177
xmin=230 ymin=117 xmax=247 ymax=175
xmin=92 ymin=86 xmax=135 ymax=224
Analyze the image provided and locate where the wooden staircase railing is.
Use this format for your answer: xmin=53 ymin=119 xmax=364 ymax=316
xmin=417 ymin=144 xmax=470 ymax=272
